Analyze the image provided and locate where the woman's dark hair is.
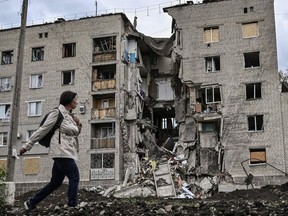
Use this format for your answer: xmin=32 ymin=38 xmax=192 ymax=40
xmin=59 ymin=91 xmax=77 ymax=106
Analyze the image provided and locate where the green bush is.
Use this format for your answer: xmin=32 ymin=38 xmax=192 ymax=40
xmin=0 ymin=168 xmax=7 ymax=205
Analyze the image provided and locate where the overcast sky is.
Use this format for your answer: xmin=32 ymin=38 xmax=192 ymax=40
xmin=0 ymin=0 xmax=287 ymax=71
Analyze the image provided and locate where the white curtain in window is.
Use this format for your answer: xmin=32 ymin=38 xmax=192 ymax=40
xmin=29 ymin=102 xmax=36 ymax=115
xmin=0 ymin=105 xmax=5 ymax=118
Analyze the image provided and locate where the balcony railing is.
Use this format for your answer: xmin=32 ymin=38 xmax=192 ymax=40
xmin=91 ymin=108 xmax=115 ymax=119
xmin=91 ymin=138 xmax=115 ymax=149
xmin=92 ymin=79 xmax=116 ymax=91
xmin=93 ymin=51 xmax=116 ymax=62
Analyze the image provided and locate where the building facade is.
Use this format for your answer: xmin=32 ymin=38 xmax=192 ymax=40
xmin=164 ymin=0 xmax=288 ymax=186
xmin=0 ymin=13 xmax=177 ymax=195
xmin=1 ymin=0 xmax=287 ymax=196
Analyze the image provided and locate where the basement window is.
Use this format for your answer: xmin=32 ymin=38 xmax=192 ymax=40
xmin=246 ymin=83 xmax=261 ymax=100
xmin=248 ymin=115 xmax=263 ymax=131
xmin=205 ymin=56 xmax=220 ymax=72
xmin=244 ymin=52 xmax=260 ymax=68
xmin=250 ymin=148 xmax=266 ymax=165
xmin=204 ymin=27 xmax=219 ymax=43
xmin=242 ymin=22 xmax=259 ymax=38
xmin=32 ymin=47 xmax=44 ymax=61
xmin=62 ymin=43 xmax=76 ymax=58
xmin=62 ymin=70 xmax=75 ymax=85
xmin=90 ymin=153 xmax=115 ymax=180
xmin=1 ymin=50 xmax=13 ymax=65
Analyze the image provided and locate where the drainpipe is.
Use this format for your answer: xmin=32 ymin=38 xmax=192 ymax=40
xmin=280 ymin=90 xmax=287 ymax=173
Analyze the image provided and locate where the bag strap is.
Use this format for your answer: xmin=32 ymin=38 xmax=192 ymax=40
xmin=54 ymin=108 xmax=64 ymax=144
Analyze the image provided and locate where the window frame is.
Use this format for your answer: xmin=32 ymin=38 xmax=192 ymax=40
xmin=205 ymin=56 xmax=221 ymax=72
xmin=0 ymin=77 xmax=12 ymax=91
xmin=244 ymin=52 xmax=260 ymax=68
xmin=28 ymin=101 xmax=42 ymax=116
xmin=1 ymin=50 xmax=14 ymax=65
xmin=61 ymin=70 xmax=75 ymax=85
xmin=0 ymin=132 xmax=8 ymax=146
xmin=246 ymin=83 xmax=262 ymax=100
xmin=242 ymin=22 xmax=259 ymax=38
xmin=62 ymin=43 xmax=76 ymax=58
xmin=204 ymin=27 xmax=219 ymax=43
xmin=249 ymin=148 xmax=266 ymax=165
xmin=0 ymin=103 xmax=11 ymax=121
xmin=30 ymin=74 xmax=43 ymax=89
xmin=31 ymin=47 xmax=44 ymax=61
xmin=204 ymin=86 xmax=221 ymax=104
xmin=248 ymin=115 xmax=264 ymax=131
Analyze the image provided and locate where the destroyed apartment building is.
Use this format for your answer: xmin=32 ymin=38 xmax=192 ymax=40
xmin=0 ymin=0 xmax=288 ymax=199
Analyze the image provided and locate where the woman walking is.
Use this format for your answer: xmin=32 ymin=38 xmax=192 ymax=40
xmin=19 ymin=90 xmax=82 ymax=210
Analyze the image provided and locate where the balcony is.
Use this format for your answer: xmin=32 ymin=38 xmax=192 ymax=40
xmin=91 ymin=138 xmax=115 ymax=149
xmin=93 ymin=36 xmax=116 ymax=63
xmin=93 ymin=51 xmax=116 ymax=62
xmin=92 ymin=79 xmax=116 ymax=91
xmin=91 ymin=108 xmax=115 ymax=120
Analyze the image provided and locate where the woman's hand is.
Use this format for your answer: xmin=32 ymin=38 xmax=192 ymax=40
xmin=19 ymin=147 xmax=27 ymax=155
xmin=72 ymin=115 xmax=81 ymax=126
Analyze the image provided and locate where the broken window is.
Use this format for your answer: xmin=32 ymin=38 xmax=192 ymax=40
xmin=246 ymin=83 xmax=261 ymax=100
xmin=204 ymin=27 xmax=219 ymax=43
xmin=242 ymin=22 xmax=259 ymax=38
xmin=0 ymin=132 xmax=8 ymax=146
xmin=176 ymin=29 xmax=182 ymax=48
xmin=62 ymin=70 xmax=75 ymax=85
xmin=62 ymin=43 xmax=76 ymax=58
xmin=101 ymin=126 xmax=115 ymax=138
xmin=30 ymin=74 xmax=43 ymax=88
xmin=282 ymin=83 xmax=288 ymax=93
xmin=90 ymin=153 xmax=115 ymax=179
xmin=202 ymin=122 xmax=218 ymax=132
xmin=28 ymin=101 xmax=42 ymax=116
xmin=1 ymin=50 xmax=13 ymax=65
xmin=0 ymin=104 xmax=10 ymax=121
xmin=97 ymin=70 xmax=115 ymax=80
xmin=248 ymin=115 xmax=263 ymax=131
xmin=32 ymin=47 xmax=44 ymax=61
xmin=93 ymin=36 xmax=116 ymax=53
xmin=0 ymin=77 xmax=12 ymax=91
xmin=250 ymin=148 xmax=266 ymax=164
xmin=244 ymin=52 xmax=260 ymax=68
xmin=205 ymin=86 xmax=221 ymax=104
xmin=205 ymin=56 xmax=220 ymax=72
xmin=162 ymin=118 xmax=177 ymax=129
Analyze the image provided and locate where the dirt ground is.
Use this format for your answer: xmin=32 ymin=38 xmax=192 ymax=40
xmin=1 ymin=182 xmax=288 ymax=215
